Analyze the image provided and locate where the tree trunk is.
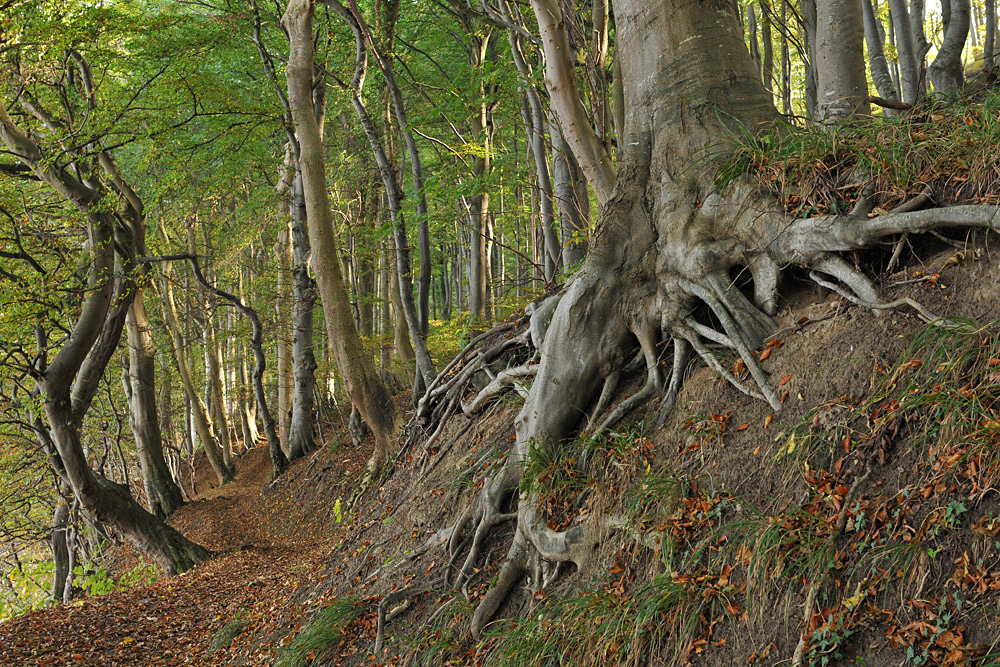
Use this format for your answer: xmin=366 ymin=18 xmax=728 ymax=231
xmin=159 ymin=261 xmax=234 ymax=486
xmin=125 ymin=293 xmax=184 ymax=518
xmin=815 ymin=0 xmax=871 ymax=120
xmin=284 ymin=0 xmax=402 ymax=475
xmin=273 ymin=217 xmax=294 ymax=450
xmin=550 ymin=115 xmax=589 ymax=270
xmin=886 ymin=0 xmax=922 ymax=103
xmin=287 ymin=167 xmax=318 ymax=461
xmin=863 ymin=0 xmax=902 ymax=110
xmin=986 ymin=0 xmax=997 ymax=70
xmin=798 ymin=0 xmax=819 ymax=116
xmin=911 ymin=0 xmax=930 ymax=97
xmin=202 ymin=304 xmax=233 ymax=469
xmin=929 ymin=0 xmax=971 ymax=94
xmin=50 ymin=498 xmax=71 ymax=602
xmin=0 ymin=96 xmax=210 ymax=575
xmin=760 ymin=4 xmax=775 ymax=95
xmin=468 ymin=36 xmax=492 ymax=319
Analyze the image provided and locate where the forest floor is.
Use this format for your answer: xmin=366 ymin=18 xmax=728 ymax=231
xmin=4 ymin=243 xmax=1000 ymax=667
xmin=0 ymin=413 xmax=375 ymax=666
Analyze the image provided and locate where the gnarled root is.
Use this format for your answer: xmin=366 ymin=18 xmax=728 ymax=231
xmin=413 ymin=189 xmax=1000 ymax=642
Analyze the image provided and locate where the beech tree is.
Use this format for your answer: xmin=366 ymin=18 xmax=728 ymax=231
xmin=284 ymin=0 xmax=404 ymax=478
xmin=0 ymin=62 xmax=209 ymax=574
xmin=448 ymin=0 xmax=1000 ymax=634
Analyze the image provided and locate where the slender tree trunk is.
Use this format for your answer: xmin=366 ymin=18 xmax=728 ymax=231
xmin=284 ymin=0 xmax=403 ymax=474
xmin=986 ymin=0 xmax=997 ymax=70
xmin=273 ymin=217 xmax=293 ymax=450
xmin=468 ymin=36 xmax=492 ymax=319
xmin=863 ymin=0 xmax=901 ymax=110
xmin=911 ymin=0 xmax=930 ymax=97
xmin=780 ymin=1 xmax=792 ymax=113
xmin=203 ymin=307 xmax=233 ymax=469
xmin=50 ymin=498 xmax=70 ymax=602
xmin=287 ymin=168 xmax=318 ymax=460
xmin=799 ymin=0 xmax=819 ymax=116
xmin=550 ymin=115 xmax=588 ymax=270
xmin=887 ymin=0 xmax=922 ymax=103
xmin=748 ymin=6 xmax=762 ymax=76
xmin=760 ymin=5 xmax=775 ymax=95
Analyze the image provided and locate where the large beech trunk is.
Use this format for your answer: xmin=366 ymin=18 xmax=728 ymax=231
xmin=284 ymin=0 xmax=402 ymax=474
xmin=448 ymin=0 xmax=1000 ymax=637
xmin=815 ymin=0 xmax=870 ymax=120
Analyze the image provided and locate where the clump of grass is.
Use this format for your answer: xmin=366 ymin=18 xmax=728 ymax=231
xmin=717 ymin=91 xmax=1000 ymax=216
xmin=396 ymin=595 xmax=474 ymax=666
xmin=484 ymin=569 xmax=736 ymax=667
xmin=277 ymin=598 xmax=363 ymax=667
xmin=209 ymin=612 xmax=248 ymax=652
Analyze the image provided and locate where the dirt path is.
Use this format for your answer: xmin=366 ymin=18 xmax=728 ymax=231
xmin=0 ymin=444 xmax=353 ymax=667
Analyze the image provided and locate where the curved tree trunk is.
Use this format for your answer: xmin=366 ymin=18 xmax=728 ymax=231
xmin=863 ymin=0 xmax=902 ymax=111
xmin=0 ymin=97 xmax=209 ymax=575
xmin=929 ymin=0 xmax=971 ymax=95
xmin=284 ymin=0 xmax=403 ymax=475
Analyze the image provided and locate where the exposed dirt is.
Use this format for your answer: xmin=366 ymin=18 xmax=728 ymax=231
xmin=4 ymin=238 xmax=1000 ymax=667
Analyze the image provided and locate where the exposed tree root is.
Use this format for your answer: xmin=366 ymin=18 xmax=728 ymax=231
xmin=396 ymin=190 xmax=1000 ymax=643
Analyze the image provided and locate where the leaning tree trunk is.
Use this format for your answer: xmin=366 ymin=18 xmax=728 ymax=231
xmin=929 ymin=0 xmax=971 ymax=95
xmin=284 ymin=0 xmax=403 ymax=476
xmin=863 ymin=0 xmax=902 ymax=110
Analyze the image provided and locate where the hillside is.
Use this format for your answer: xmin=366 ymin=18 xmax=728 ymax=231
xmin=3 ymin=239 xmax=1000 ymax=666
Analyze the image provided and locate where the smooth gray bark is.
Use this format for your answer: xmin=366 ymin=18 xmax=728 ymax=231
xmin=125 ymin=294 xmax=184 ymax=517
xmin=863 ymin=0 xmax=902 ymax=110
xmin=986 ymin=0 xmax=997 ymax=69
xmin=550 ymin=115 xmax=589 ymax=270
xmin=929 ymin=0 xmax=971 ymax=94
xmin=815 ymin=0 xmax=871 ymax=120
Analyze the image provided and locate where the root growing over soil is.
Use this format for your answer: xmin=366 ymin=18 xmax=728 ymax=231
xmin=384 ymin=183 xmax=1000 ymax=641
